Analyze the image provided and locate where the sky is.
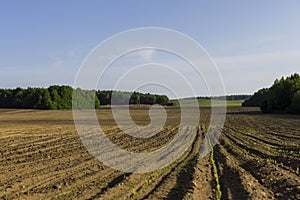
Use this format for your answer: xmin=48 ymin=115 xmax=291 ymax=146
xmin=1 ymin=0 xmax=300 ymax=97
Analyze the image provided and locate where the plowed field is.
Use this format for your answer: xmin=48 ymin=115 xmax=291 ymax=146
xmin=1 ymin=107 xmax=299 ymax=200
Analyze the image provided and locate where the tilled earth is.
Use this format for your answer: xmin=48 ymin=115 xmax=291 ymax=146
xmin=0 ymin=107 xmax=299 ymax=200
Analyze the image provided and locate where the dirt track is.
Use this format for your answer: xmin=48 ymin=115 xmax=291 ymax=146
xmin=0 ymin=107 xmax=299 ymax=199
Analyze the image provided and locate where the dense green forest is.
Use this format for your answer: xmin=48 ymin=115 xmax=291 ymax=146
xmin=96 ymin=90 xmax=170 ymax=106
xmin=0 ymin=86 xmax=170 ymax=109
xmin=242 ymin=88 xmax=269 ymax=107
xmin=243 ymin=73 xmax=300 ymax=114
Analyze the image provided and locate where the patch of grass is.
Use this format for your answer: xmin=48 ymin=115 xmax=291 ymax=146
xmin=207 ymin=136 xmax=222 ymax=200
xmin=127 ymin=167 xmax=167 ymax=199
xmin=210 ymin=149 xmax=222 ymax=200
xmin=169 ymin=99 xmax=244 ymax=107
xmin=132 ymin=189 xmax=137 ymax=198
xmin=142 ymin=179 xmax=149 ymax=190
xmin=127 ymin=181 xmax=135 ymax=188
xmin=267 ymin=158 xmax=277 ymax=164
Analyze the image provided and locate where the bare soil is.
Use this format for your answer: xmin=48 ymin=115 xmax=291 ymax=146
xmin=0 ymin=107 xmax=299 ymax=199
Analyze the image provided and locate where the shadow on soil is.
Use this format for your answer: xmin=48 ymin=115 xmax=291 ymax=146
xmin=214 ymin=145 xmax=250 ymax=200
xmin=87 ymin=173 xmax=132 ymax=200
xmin=165 ymin=155 xmax=198 ymax=200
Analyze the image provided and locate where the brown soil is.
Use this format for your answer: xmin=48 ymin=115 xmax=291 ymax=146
xmin=0 ymin=107 xmax=299 ymax=199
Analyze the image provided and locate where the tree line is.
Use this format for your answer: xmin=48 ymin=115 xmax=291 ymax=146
xmin=182 ymin=95 xmax=251 ymax=101
xmin=96 ymin=90 xmax=170 ymax=106
xmin=0 ymin=85 xmax=171 ymax=109
xmin=242 ymin=73 xmax=300 ymax=114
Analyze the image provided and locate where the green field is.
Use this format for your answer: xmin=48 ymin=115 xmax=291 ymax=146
xmin=169 ymin=99 xmax=244 ymax=107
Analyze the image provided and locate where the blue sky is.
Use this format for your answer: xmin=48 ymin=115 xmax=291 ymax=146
xmin=1 ymin=0 xmax=300 ymax=96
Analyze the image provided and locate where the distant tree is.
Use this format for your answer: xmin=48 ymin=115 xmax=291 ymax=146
xmin=265 ymin=73 xmax=300 ymax=113
xmin=140 ymin=93 xmax=156 ymax=105
xmin=0 ymin=89 xmax=12 ymax=108
xmin=242 ymin=88 xmax=269 ymax=107
xmin=247 ymin=73 xmax=300 ymax=114
xmin=73 ymin=88 xmax=100 ymax=109
xmin=96 ymin=90 xmax=112 ymax=105
xmin=289 ymin=91 xmax=300 ymax=113
xmin=59 ymin=85 xmax=73 ymax=109
xmin=111 ymin=91 xmax=129 ymax=105
xmin=155 ymin=95 xmax=169 ymax=105
xmin=34 ymin=89 xmax=53 ymax=109
xmin=0 ymin=86 xmax=173 ymax=109
xmin=130 ymin=92 xmax=140 ymax=104
xmin=11 ymin=87 xmax=25 ymax=108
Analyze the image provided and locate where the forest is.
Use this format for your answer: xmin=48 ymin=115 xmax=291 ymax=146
xmin=0 ymin=85 xmax=170 ymax=109
xmin=243 ymin=73 xmax=300 ymax=114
